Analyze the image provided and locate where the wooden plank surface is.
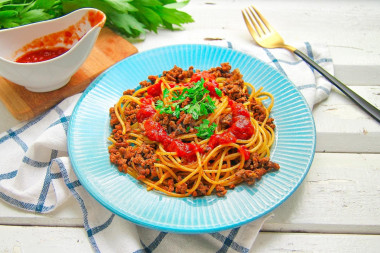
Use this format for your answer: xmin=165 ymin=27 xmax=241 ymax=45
xmin=0 ymin=27 xmax=137 ymax=121
xmin=253 ymin=232 xmax=380 ymax=253
xmin=265 ymin=153 xmax=380 ymax=235
xmin=0 ymin=226 xmax=379 ymax=253
xmin=0 ymin=225 xmax=92 ymax=253
xmin=313 ymin=86 xmax=380 ymax=153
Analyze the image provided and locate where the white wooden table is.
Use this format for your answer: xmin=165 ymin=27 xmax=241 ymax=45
xmin=1 ymin=0 xmax=380 ymax=252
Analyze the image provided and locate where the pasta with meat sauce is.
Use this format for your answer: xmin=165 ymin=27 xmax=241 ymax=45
xmin=108 ymin=63 xmax=280 ymax=197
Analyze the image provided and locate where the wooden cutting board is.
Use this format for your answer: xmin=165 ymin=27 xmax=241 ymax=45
xmin=0 ymin=27 xmax=138 ymax=121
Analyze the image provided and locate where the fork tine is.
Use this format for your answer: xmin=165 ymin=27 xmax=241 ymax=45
xmin=242 ymin=8 xmax=260 ymax=39
xmin=247 ymin=6 xmax=268 ymax=36
xmin=250 ymin=5 xmax=275 ymax=32
xmin=244 ymin=8 xmax=263 ymax=37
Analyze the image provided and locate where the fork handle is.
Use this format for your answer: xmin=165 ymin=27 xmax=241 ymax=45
xmin=294 ymin=49 xmax=380 ymax=123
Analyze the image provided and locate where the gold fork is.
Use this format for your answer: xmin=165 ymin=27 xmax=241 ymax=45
xmin=242 ymin=5 xmax=380 ymax=123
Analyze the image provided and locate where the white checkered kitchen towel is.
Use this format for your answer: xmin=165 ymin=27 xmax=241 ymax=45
xmin=0 ymin=41 xmax=332 ymax=252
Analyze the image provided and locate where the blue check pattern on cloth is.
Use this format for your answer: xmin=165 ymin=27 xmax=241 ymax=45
xmin=0 ymin=41 xmax=332 ymax=253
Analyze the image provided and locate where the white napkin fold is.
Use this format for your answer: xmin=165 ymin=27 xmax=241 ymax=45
xmin=0 ymin=41 xmax=332 ymax=252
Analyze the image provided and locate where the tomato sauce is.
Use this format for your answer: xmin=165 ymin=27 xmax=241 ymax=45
xmin=88 ymin=10 xmax=105 ymax=27
xmin=208 ymin=99 xmax=254 ymax=148
xmin=204 ymin=79 xmax=221 ymax=98
xmin=190 ymin=71 xmax=215 ymax=83
xmin=147 ymin=80 xmax=163 ymax=97
xmin=137 ymin=97 xmax=200 ymax=161
xmin=228 ymin=100 xmax=254 ymax=139
xmin=239 ymin=146 xmax=251 ymax=160
xmin=208 ymin=131 xmax=237 ymax=149
xmin=136 ymin=104 xmax=156 ymax=123
xmin=144 ymin=119 xmax=200 ymax=161
xmin=15 ymin=47 xmax=69 ymax=63
xmin=190 ymin=71 xmax=222 ymax=98
xmin=137 ymin=97 xmax=156 ymax=122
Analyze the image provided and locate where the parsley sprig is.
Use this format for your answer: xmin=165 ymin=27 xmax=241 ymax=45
xmin=0 ymin=0 xmax=194 ymax=38
xmin=155 ymin=78 xmax=217 ymax=120
xmin=195 ymin=119 xmax=217 ymax=139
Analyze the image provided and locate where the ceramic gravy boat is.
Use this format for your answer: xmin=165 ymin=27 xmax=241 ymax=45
xmin=0 ymin=8 xmax=106 ymax=92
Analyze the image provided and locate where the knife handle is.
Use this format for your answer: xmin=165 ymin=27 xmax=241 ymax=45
xmin=294 ymin=49 xmax=380 ymax=123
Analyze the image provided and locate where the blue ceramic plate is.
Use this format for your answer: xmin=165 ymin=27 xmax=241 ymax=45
xmin=68 ymin=44 xmax=315 ymax=233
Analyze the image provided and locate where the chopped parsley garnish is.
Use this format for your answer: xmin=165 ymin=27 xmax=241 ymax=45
xmin=214 ymin=87 xmax=223 ymax=97
xmin=195 ymin=119 xmax=217 ymax=139
xmin=155 ymin=78 xmax=216 ymax=120
xmin=163 ymin=88 xmax=170 ymax=98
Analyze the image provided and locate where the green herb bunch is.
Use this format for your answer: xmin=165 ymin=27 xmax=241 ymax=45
xmin=156 ymin=78 xmax=217 ymax=120
xmin=155 ymin=78 xmax=219 ymax=139
xmin=0 ymin=0 xmax=194 ymax=38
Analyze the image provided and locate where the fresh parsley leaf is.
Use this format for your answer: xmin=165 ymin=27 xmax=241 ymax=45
xmin=20 ymin=9 xmax=53 ymax=23
xmin=200 ymin=103 xmax=208 ymax=116
xmin=173 ymin=90 xmax=181 ymax=98
xmin=161 ymin=105 xmax=174 ymax=115
xmin=215 ymin=87 xmax=222 ymax=97
xmin=155 ymin=100 xmax=164 ymax=109
xmin=105 ymin=11 xmax=145 ymax=38
xmin=173 ymin=104 xmax=181 ymax=118
xmin=188 ymin=103 xmax=201 ymax=120
xmin=163 ymin=0 xmax=190 ymax=9
xmin=0 ymin=0 xmax=61 ymax=28
xmin=195 ymin=119 xmax=217 ymax=139
xmin=0 ymin=0 xmax=194 ymax=39
xmin=163 ymin=88 xmax=169 ymax=98
xmin=0 ymin=10 xmax=17 ymax=19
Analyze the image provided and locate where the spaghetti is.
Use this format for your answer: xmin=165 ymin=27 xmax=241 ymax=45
xmin=108 ymin=63 xmax=280 ymax=197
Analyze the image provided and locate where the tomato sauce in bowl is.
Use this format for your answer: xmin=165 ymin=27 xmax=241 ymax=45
xmin=13 ymin=9 xmax=105 ymax=64
xmin=15 ymin=47 xmax=69 ymax=63
xmin=0 ymin=8 xmax=106 ymax=92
